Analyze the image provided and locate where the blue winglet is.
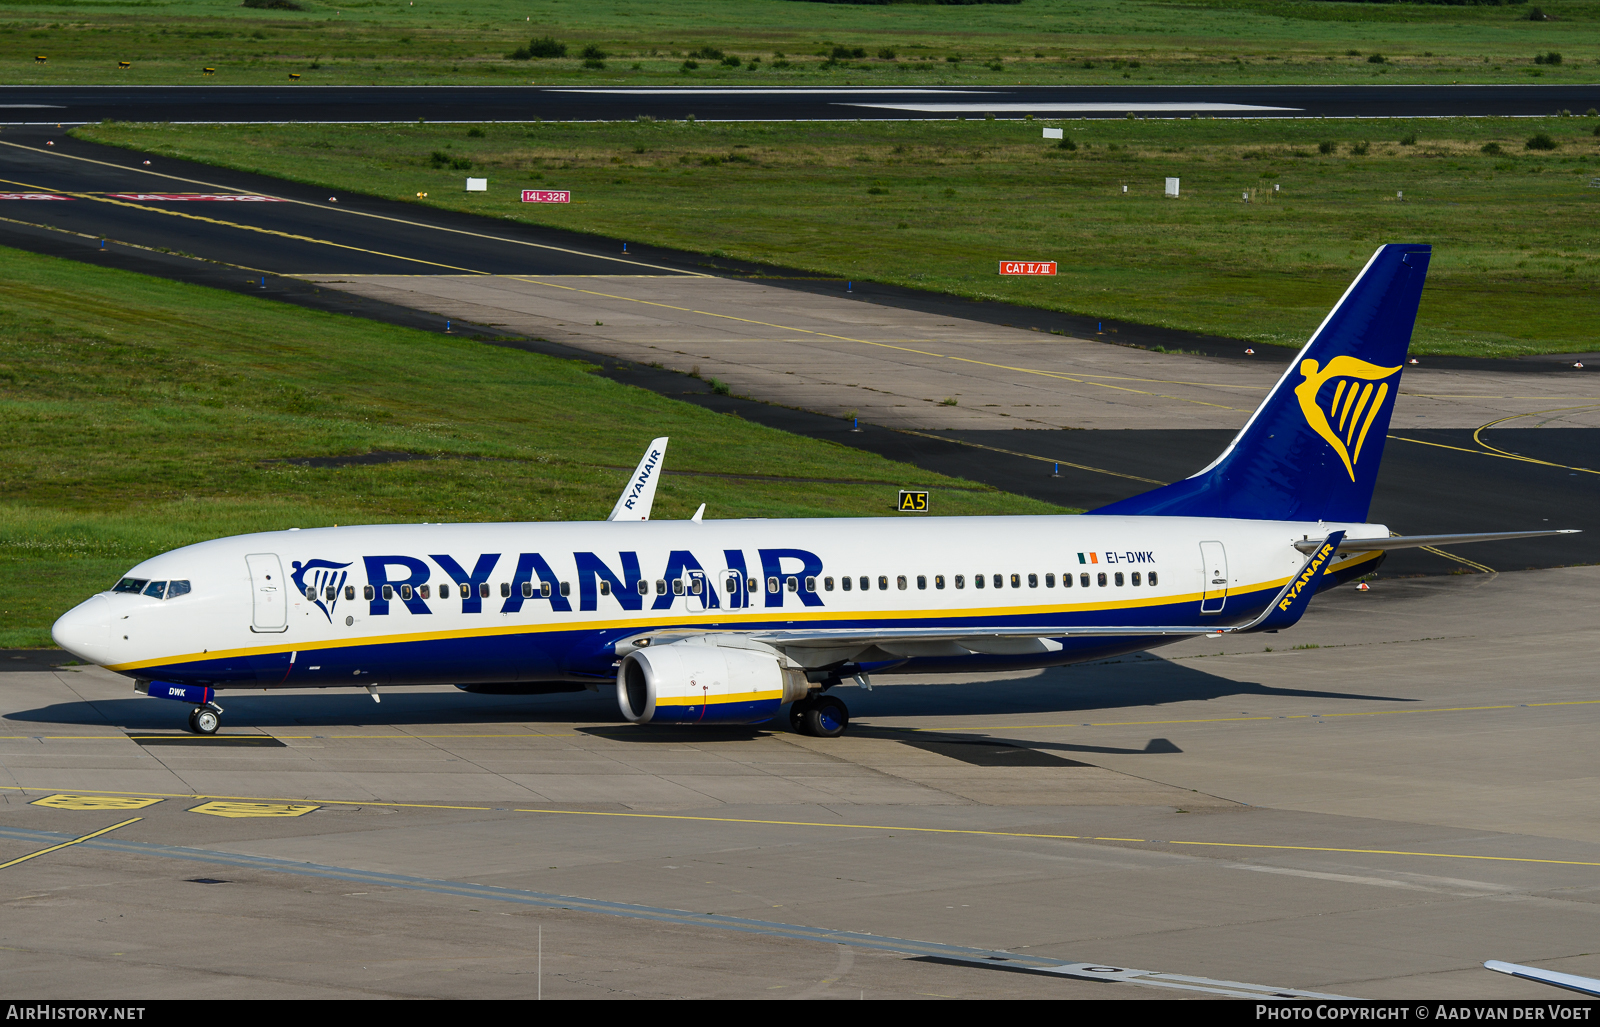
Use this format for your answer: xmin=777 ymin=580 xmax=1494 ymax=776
xmin=1248 ymin=531 xmax=1346 ymax=633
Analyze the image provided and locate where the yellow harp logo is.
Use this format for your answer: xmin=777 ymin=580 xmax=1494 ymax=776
xmin=1294 ymin=356 xmax=1402 ymax=481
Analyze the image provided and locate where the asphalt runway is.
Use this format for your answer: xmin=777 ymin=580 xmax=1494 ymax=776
xmin=4 ymin=567 xmax=1599 ymax=998
xmin=2 ymin=83 xmax=1598 ymax=125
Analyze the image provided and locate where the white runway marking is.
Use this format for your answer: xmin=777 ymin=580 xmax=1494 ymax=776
xmin=841 ymin=101 xmax=1302 ymax=113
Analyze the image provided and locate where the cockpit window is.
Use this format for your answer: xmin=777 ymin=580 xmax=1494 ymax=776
xmin=113 ymin=578 xmax=148 ymax=594
xmin=167 ymin=580 xmax=191 ymax=598
xmin=143 ymin=580 xmax=168 ymax=599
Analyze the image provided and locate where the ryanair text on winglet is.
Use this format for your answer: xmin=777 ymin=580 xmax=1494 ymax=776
xmin=622 ymin=448 xmax=662 ymax=513
xmin=1278 ymin=540 xmax=1336 ymax=611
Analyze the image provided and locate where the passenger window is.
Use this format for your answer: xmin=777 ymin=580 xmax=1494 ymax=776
xmin=935 ymin=575 xmax=945 ymax=589
xmin=748 ymin=577 xmax=759 ymax=593
xmin=401 ymin=584 xmax=413 ymax=600
xmin=522 ymin=581 xmax=534 ymax=598
xmin=916 ymin=575 xmax=926 ymax=590
xmin=501 ymin=582 xmax=511 ymax=598
xmin=1080 ymin=573 xmax=1090 ymax=588
xmin=896 ymin=575 xmax=906 ymax=590
xmin=1097 ymin=573 xmax=1107 ymax=587
xmin=1114 ymin=572 xmax=1124 ymax=586
xmin=601 ymin=580 xmax=612 ymax=596
xmin=1131 ymin=572 xmax=1141 ymax=586
xmin=859 ymin=577 xmax=869 ymax=591
xmin=1149 ymin=571 xmax=1159 ymax=587
xmin=673 ymin=579 xmax=685 ymax=596
xmin=323 ymin=585 xmax=335 ymax=601
xmin=690 ymin=578 xmax=702 ymax=595
xmin=169 ymin=580 xmax=192 ymax=598
xmin=382 ymin=584 xmax=394 ymax=600
xmin=440 ymin=584 xmax=450 ymax=599
xmin=560 ymin=581 xmax=571 ymax=597
xmin=419 ymin=584 xmax=430 ymax=600
xmin=993 ymin=574 xmax=1003 ymax=589
xmin=1028 ymin=574 xmax=1038 ymax=588
xmin=840 ymin=576 xmax=850 ymax=591
xmin=767 ymin=576 xmax=779 ymax=593
xmin=1010 ymin=574 xmax=1020 ymax=588
xmin=540 ymin=581 xmax=552 ymax=598
xmin=365 ymin=585 xmax=375 ymax=600
xmin=657 ymin=579 xmax=668 ymax=595
xmin=637 ymin=579 xmax=650 ymax=596
xmin=787 ymin=576 xmax=798 ymax=592
xmin=878 ymin=576 xmax=889 ymax=591
xmin=825 ymin=577 xmax=835 ymax=591
xmin=726 ymin=575 xmax=740 ymax=592
xmin=113 ymin=578 xmax=148 ymax=594
xmin=479 ymin=583 xmax=490 ymax=599
xmin=1061 ymin=573 xmax=1071 ymax=588
xmin=975 ymin=574 xmax=985 ymax=589
xmin=1045 ymin=573 xmax=1055 ymax=588
xmin=804 ymin=576 xmax=816 ymax=592
xmin=955 ymin=574 xmax=965 ymax=589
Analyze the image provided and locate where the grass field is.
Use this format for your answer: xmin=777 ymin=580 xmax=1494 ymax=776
xmin=78 ymin=116 xmax=1600 ymax=357
xmin=0 ymin=245 xmax=1055 ymax=649
xmin=2 ymin=0 xmax=1598 ymax=85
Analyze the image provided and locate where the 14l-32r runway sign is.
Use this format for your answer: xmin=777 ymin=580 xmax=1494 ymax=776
xmin=522 ymin=190 xmax=571 ymax=203
xmin=998 ymin=261 xmax=1056 ymax=275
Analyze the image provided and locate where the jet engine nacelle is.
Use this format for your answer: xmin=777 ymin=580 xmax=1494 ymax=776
xmin=616 ymin=637 xmax=810 ymax=725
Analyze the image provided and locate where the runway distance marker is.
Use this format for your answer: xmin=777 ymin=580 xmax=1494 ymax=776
xmin=30 ymin=794 xmax=163 ymax=811
xmin=189 ymin=801 xmax=320 ymax=819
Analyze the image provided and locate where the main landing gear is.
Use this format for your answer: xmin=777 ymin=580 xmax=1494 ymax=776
xmin=789 ymin=693 xmax=849 ymax=738
xmin=187 ymin=702 xmax=223 ymax=735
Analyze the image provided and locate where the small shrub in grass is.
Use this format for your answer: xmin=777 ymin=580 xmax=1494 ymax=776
xmin=1346 ymin=49 xmax=1361 ymax=57
xmin=1528 ymin=6 xmax=1547 ymax=20
xmin=1399 ymin=132 xmax=1416 ymax=146
xmin=1318 ymin=140 xmax=1335 ymax=154
xmin=1349 ymin=140 xmax=1370 ymax=156
xmin=877 ymin=47 xmax=897 ymax=60
xmin=581 ymin=44 xmax=608 ymax=61
xmin=1594 ymin=124 xmax=1600 ymax=137
xmin=946 ymin=55 xmax=962 ymax=63
xmin=709 ymin=378 xmax=732 ymax=396
xmin=429 ymin=150 xmax=449 ymax=167
xmin=721 ymin=55 xmax=741 ymax=67
xmin=1481 ymin=141 xmax=1503 ymax=154
xmin=1525 ymin=133 xmax=1558 ymax=151
xmin=1367 ymin=53 xmax=1385 ymax=64
xmin=1057 ymin=137 xmax=1077 ymax=151
xmin=833 ymin=46 xmax=866 ymax=60
xmin=681 ymin=60 xmax=699 ymax=72
xmin=450 ymin=157 xmax=472 ymax=170
xmin=1534 ymin=51 xmax=1562 ymax=65
xmin=691 ymin=47 xmax=724 ymax=61
xmin=1081 ymin=60 xmax=1094 ymax=69
xmin=466 ymin=127 xmax=484 ymax=138
xmin=867 ymin=185 xmax=887 ymax=194
xmin=583 ymin=59 xmax=605 ymax=70
xmin=509 ymin=36 xmax=565 ymax=60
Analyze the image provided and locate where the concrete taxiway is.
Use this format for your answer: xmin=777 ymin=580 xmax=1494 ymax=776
xmin=3 ymin=567 xmax=1598 ymax=999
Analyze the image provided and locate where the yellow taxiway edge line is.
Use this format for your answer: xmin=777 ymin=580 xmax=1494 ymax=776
xmin=0 ymin=817 xmax=143 ymax=870
xmin=890 ymin=427 xmax=1168 ymax=485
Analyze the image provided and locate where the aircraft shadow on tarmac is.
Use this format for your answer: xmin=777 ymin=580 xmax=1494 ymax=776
xmin=6 ymin=657 xmax=1414 ymax=739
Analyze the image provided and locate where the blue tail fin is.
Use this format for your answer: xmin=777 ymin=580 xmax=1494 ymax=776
xmin=1092 ymin=244 xmax=1431 ymax=522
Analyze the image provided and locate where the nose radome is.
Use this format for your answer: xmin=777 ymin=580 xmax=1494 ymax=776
xmin=52 ymin=595 xmax=112 ymax=663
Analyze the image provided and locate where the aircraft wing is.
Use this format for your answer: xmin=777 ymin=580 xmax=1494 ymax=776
xmin=607 ymin=437 xmax=668 ymax=521
xmin=1484 ymin=960 xmax=1600 ymax=998
xmin=1295 ymin=529 xmax=1579 ymax=554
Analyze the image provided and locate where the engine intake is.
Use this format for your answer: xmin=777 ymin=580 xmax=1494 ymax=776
xmin=617 ymin=637 xmax=809 ymax=725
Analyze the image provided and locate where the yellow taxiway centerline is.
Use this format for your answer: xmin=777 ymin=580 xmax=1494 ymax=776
xmin=0 ymin=817 xmax=143 ymax=870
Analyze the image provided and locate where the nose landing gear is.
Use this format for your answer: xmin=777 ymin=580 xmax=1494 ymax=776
xmin=788 ymin=693 xmax=849 ymax=737
xmin=186 ymin=702 xmax=223 ymax=735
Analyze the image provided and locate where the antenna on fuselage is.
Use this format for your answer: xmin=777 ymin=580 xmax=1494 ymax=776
xmin=607 ymin=437 xmax=669 ymax=521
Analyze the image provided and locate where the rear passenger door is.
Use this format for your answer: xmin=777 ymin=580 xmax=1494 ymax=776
xmin=246 ymin=553 xmax=288 ymax=632
xmin=1199 ymin=541 xmax=1228 ymax=615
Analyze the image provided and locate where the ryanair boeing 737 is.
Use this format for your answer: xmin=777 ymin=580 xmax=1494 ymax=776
xmin=49 ymin=245 xmax=1576 ymax=736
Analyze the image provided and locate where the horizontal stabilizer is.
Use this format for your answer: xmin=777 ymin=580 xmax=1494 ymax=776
xmin=1485 ymin=960 xmax=1600 ymax=998
xmin=1295 ymin=529 xmax=1580 ymax=554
